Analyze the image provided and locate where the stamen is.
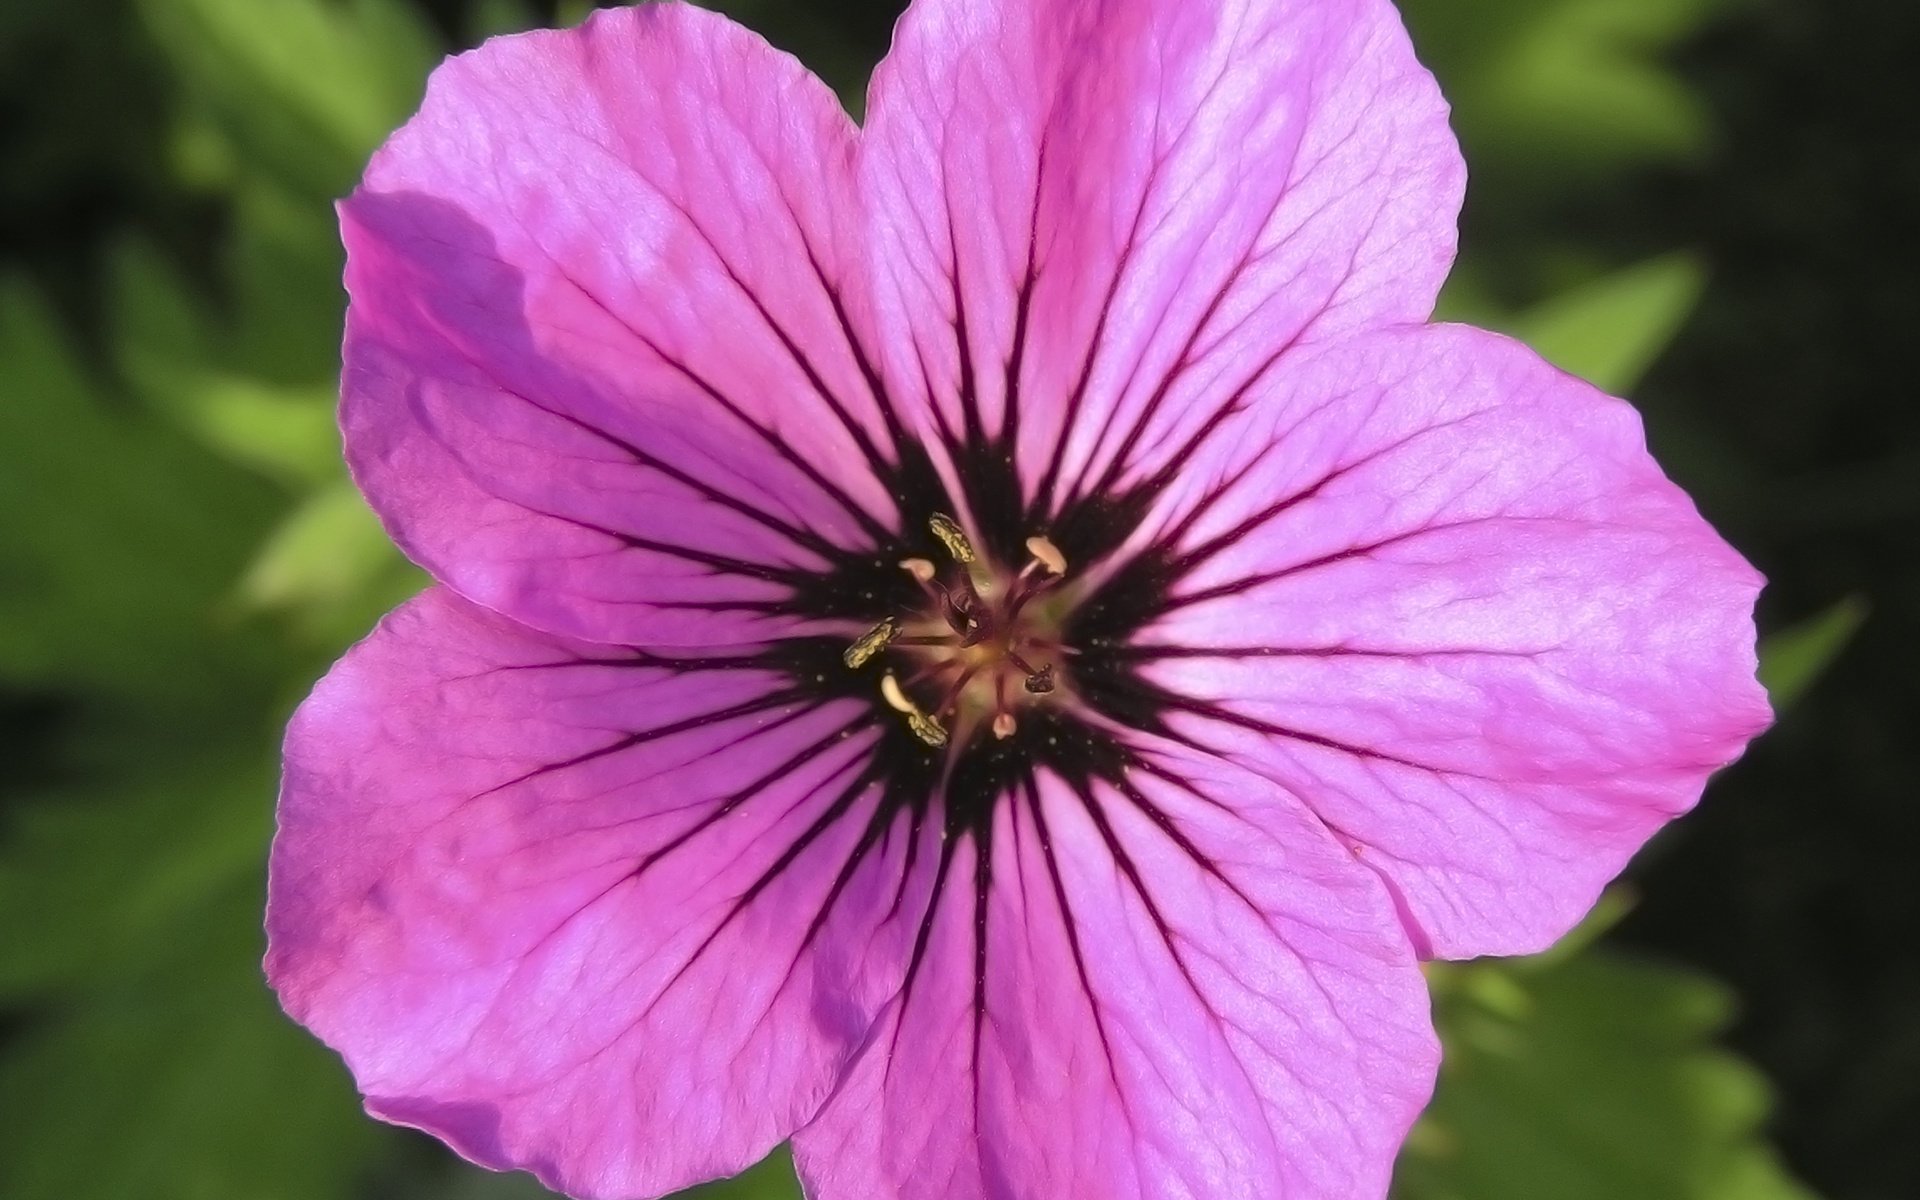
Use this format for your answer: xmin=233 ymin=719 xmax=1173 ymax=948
xmin=882 ymin=672 xmax=951 ymax=748
xmin=928 ymin=512 xmax=976 ymax=564
xmin=1023 ymin=664 xmax=1056 ymax=695
xmin=1025 ymin=534 xmax=1068 ymax=577
xmin=843 ymin=618 xmax=898 ymax=669
xmin=907 ymin=711 xmax=950 ymax=748
xmin=862 ymin=521 xmax=1072 ymax=752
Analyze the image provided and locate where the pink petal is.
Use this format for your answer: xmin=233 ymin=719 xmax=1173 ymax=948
xmin=1121 ymin=324 xmax=1771 ymax=958
xmin=858 ymin=0 xmax=1464 ymax=512
xmin=266 ymin=589 xmax=940 ymax=1199
xmin=792 ymin=736 xmax=1433 ymax=1200
xmin=342 ymin=5 xmax=902 ymax=646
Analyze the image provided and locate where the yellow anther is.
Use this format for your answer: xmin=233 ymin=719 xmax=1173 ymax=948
xmin=844 ymin=618 xmax=897 ymax=669
xmin=928 ymin=512 xmax=976 ymax=564
xmin=908 ymin=711 xmax=950 ymax=748
xmin=900 ymin=557 xmax=937 ymax=583
xmin=1025 ymin=534 xmax=1068 ymax=577
xmin=992 ymin=712 xmax=1018 ymax=740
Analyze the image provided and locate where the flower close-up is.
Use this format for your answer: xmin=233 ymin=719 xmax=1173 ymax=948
xmin=264 ymin=0 xmax=1772 ymax=1197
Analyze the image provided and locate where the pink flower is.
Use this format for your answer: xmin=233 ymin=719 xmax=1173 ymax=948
xmin=265 ymin=1 xmax=1770 ymax=1197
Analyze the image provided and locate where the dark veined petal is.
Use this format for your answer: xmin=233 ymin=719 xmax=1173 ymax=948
xmin=858 ymin=0 xmax=1464 ymax=514
xmin=342 ymin=5 xmax=907 ymax=647
xmin=266 ymin=590 xmax=942 ymax=1198
xmin=1105 ymin=324 xmax=1770 ymax=958
xmin=792 ymin=736 xmax=1435 ymax=1200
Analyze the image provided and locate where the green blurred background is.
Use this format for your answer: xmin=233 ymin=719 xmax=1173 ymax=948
xmin=1 ymin=1 xmax=1912 ymax=1197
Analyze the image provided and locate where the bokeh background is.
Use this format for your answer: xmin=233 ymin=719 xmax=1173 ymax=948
xmin=2 ymin=0 xmax=1913 ymax=1197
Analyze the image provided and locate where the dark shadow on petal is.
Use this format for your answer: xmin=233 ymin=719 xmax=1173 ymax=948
xmin=343 ymin=189 xmax=890 ymax=604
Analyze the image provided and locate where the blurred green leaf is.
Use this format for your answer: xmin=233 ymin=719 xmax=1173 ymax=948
xmin=113 ymin=179 xmax=349 ymax=396
xmin=0 ymin=757 xmax=271 ymax=996
xmin=1402 ymin=0 xmax=1736 ymax=194
xmin=1508 ymin=253 xmax=1707 ymax=394
xmin=111 ymin=234 xmax=341 ymax=484
xmin=0 ymin=277 xmax=284 ymax=703
xmin=1400 ymin=940 xmax=1816 ymax=1200
xmin=107 ymin=80 xmax=354 ymax=475
xmin=222 ymin=181 xmax=355 ymax=381
xmin=415 ymin=1144 xmax=802 ymax=1199
xmin=147 ymin=370 xmax=341 ymax=489
xmin=137 ymin=0 xmax=437 ymax=199
xmin=1757 ymin=597 xmax=1867 ymax=712
xmin=467 ymin=0 xmax=542 ymax=42
xmin=108 ymin=235 xmax=212 ymax=366
xmin=555 ymin=0 xmax=600 ymax=28
xmin=0 ymin=874 xmax=396 ymax=1200
xmin=677 ymin=1151 xmax=804 ymax=1200
xmin=240 ymin=480 xmax=422 ymax=645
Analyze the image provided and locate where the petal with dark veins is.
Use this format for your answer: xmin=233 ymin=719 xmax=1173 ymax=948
xmin=793 ymin=737 xmax=1434 ymax=1200
xmin=859 ymin=0 xmax=1465 ymax=511
xmin=343 ymin=6 xmax=902 ymax=646
xmin=1114 ymin=324 xmax=1770 ymax=958
xmin=267 ymin=589 xmax=939 ymax=1199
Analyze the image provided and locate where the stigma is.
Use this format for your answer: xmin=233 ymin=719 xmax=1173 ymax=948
xmin=845 ymin=514 xmax=1071 ymax=749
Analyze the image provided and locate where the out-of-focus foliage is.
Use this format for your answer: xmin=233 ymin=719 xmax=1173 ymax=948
xmin=0 ymin=285 xmax=277 ymax=704
xmin=138 ymin=0 xmax=439 ymax=199
xmin=1505 ymin=254 xmax=1707 ymax=395
xmin=1757 ymin=599 xmax=1867 ymax=713
xmin=0 ymin=0 xmax=1841 ymax=1198
xmin=1400 ymin=0 xmax=1737 ymax=195
xmin=1439 ymin=251 xmax=1706 ymax=392
xmin=0 ymin=2 xmax=434 ymax=1196
xmin=0 ymin=272 xmax=395 ymax=1198
xmin=428 ymin=1149 xmax=806 ymax=1200
xmin=0 ymin=862 xmax=389 ymax=1200
xmin=1403 ymin=0 xmax=1744 ymax=311
xmin=1399 ymin=902 xmax=1815 ymax=1200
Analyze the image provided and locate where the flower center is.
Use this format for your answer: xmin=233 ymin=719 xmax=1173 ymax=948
xmin=844 ymin=513 xmax=1071 ymax=749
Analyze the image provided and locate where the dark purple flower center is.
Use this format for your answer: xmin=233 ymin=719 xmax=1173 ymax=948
xmin=844 ymin=513 xmax=1070 ymax=749
xmin=765 ymin=435 xmax=1184 ymax=814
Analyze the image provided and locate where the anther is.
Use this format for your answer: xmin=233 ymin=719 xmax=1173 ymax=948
xmin=992 ymin=712 xmax=1018 ymax=740
xmin=1025 ymin=535 xmax=1068 ymax=577
xmin=1023 ymin=664 xmax=1057 ymax=695
xmin=843 ymin=618 xmax=897 ymax=669
xmin=928 ymin=512 xmax=976 ymax=564
xmin=908 ymin=712 xmax=950 ymax=748
xmin=881 ymin=673 xmax=951 ymax=748
xmin=900 ymin=557 xmax=936 ymax=584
